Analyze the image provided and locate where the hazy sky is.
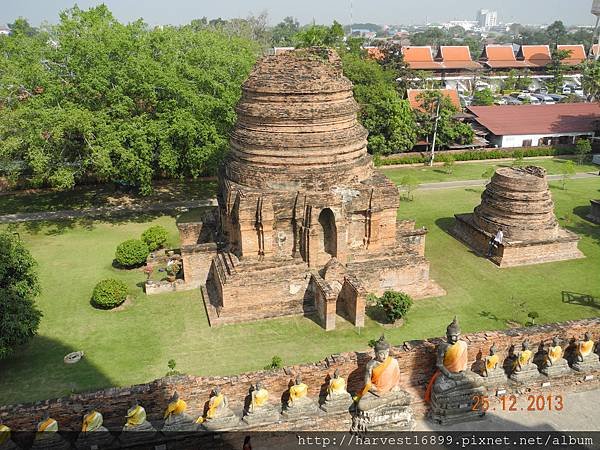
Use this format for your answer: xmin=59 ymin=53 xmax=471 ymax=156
xmin=2 ymin=0 xmax=596 ymax=27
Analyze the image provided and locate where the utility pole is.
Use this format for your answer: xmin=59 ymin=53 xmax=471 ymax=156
xmin=429 ymin=96 xmax=441 ymax=167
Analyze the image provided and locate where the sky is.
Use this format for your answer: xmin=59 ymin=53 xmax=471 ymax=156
xmin=2 ymin=0 xmax=597 ymax=27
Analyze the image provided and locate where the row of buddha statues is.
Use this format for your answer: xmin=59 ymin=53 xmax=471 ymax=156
xmin=1 ymin=321 xmax=599 ymax=447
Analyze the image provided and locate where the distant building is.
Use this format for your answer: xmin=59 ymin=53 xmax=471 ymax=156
xmin=0 ymin=25 xmax=10 ymax=36
xmin=467 ymin=103 xmax=600 ymax=148
xmin=477 ymin=9 xmax=498 ymax=30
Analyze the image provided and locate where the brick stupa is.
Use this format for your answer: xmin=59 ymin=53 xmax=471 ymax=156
xmin=178 ymin=49 xmax=444 ymax=330
xmin=452 ymin=166 xmax=584 ymax=267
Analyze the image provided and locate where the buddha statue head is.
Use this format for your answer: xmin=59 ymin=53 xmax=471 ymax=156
xmin=294 ymin=374 xmax=303 ymax=385
xmin=551 ymin=336 xmax=561 ymax=347
xmin=446 ymin=316 xmax=461 ymax=344
xmin=333 ymin=368 xmax=340 ymax=379
xmin=522 ymin=340 xmax=530 ymax=351
xmin=169 ymin=391 xmax=180 ymax=403
xmin=254 ymin=381 xmax=264 ymax=392
xmin=374 ymin=335 xmax=391 ymax=362
xmin=211 ymin=387 xmax=222 ymax=398
xmin=584 ymin=332 xmax=592 ymax=342
xmin=489 ymin=342 xmax=497 ymax=356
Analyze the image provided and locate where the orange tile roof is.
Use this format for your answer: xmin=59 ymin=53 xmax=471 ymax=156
xmin=402 ymin=46 xmax=443 ymax=70
xmin=407 ymin=88 xmax=462 ymax=111
xmin=518 ymin=45 xmax=551 ymax=67
xmin=557 ymin=44 xmax=586 ymax=66
xmin=592 ymin=44 xmax=600 ymax=57
xmin=467 ymin=103 xmax=600 ymax=136
xmin=480 ymin=45 xmax=529 ymax=69
xmin=436 ymin=46 xmax=482 ymax=70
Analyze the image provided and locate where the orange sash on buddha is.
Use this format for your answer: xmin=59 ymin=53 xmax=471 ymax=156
xmin=424 ymin=341 xmax=468 ymax=402
xmin=580 ymin=340 xmax=594 ymax=357
xmin=357 ymin=356 xmax=400 ymax=399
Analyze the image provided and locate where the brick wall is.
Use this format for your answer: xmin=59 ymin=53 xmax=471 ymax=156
xmin=1 ymin=318 xmax=599 ymax=431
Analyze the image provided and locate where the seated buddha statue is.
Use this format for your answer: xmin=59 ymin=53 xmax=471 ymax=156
xmin=243 ymin=382 xmax=279 ymax=425
xmin=76 ymin=411 xmax=114 ymax=450
xmin=351 ymin=335 xmax=413 ymax=431
xmin=320 ymin=369 xmax=353 ymax=413
xmin=31 ymin=416 xmax=69 ymax=450
xmin=282 ymin=375 xmax=317 ymax=417
xmin=572 ymin=332 xmax=600 ymax=372
xmin=481 ymin=343 xmax=507 ymax=383
xmin=122 ymin=403 xmax=155 ymax=432
xmin=510 ymin=340 xmax=540 ymax=382
xmin=425 ymin=317 xmax=485 ymax=425
xmin=162 ymin=391 xmax=196 ymax=432
xmin=541 ymin=336 xmax=570 ymax=377
xmin=197 ymin=387 xmax=238 ymax=430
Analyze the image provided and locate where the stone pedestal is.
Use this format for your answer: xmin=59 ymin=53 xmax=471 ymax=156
xmin=572 ymin=353 xmax=600 ymax=372
xmin=30 ymin=434 xmax=71 ymax=450
xmin=510 ymin=364 xmax=541 ymax=383
xmin=0 ymin=439 xmax=18 ymax=450
xmin=428 ymin=372 xmax=486 ymax=425
xmin=242 ymin=404 xmax=280 ymax=426
xmin=480 ymin=368 xmax=508 ymax=387
xmin=282 ymin=397 xmax=319 ymax=419
xmin=351 ymin=389 xmax=414 ymax=432
xmin=200 ymin=410 xmax=240 ymax=432
xmin=161 ymin=413 xmax=198 ymax=432
xmin=75 ymin=428 xmax=116 ymax=450
xmin=119 ymin=422 xmax=158 ymax=448
xmin=320 ymin=391 xmax=354 ymax=414
xmin=541 ymin=358 xmax=571 ymax=377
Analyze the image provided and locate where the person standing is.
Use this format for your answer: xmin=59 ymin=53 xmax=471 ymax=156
xmin=487 ymin=228 xmax=503 ymax=257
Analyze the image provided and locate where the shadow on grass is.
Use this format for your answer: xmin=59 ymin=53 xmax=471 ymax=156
xmin=568 ymin=205 xmax=600 ymax=245
xmin=561 ymin=291 xmax=600 ymax=310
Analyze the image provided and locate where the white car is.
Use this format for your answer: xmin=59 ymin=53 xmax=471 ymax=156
xmin=517 ymin=93 xmax=540 ymax=104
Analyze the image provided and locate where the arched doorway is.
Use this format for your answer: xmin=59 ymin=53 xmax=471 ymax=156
xmin=318 ymin=208 xmax=337 ymax=259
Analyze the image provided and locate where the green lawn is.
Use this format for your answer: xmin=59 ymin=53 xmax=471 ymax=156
xmin=0 ymin=178 xmax=599 ymax=406
xmin=381 ymin=157 xmax=598 ymax=184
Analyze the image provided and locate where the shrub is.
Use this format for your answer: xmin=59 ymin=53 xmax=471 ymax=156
xmin=575 ymin=138 xmax=592 ymax=164
xmin=166 ymin=359 xmax=182 ymax=376
xmin=141 ymin=225 xmax=169 ymax=252
xmin=115 ymin=239 xmax=149 ymax=268
xmin=263 ymin=355 xmax=283 ymax=370
xmin=376 ymin=290 xmax=413 ymax=323
xmin=399 ymin=174 xmax=419 ymax=201
xmin=91 ymin=279 xmax=128 ymax=309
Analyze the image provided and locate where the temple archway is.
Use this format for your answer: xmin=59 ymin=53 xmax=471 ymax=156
xmin=318 ymin=208 xmax=337 ymax=259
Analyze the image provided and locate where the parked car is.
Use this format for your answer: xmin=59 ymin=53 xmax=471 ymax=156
xmin=535 ymin=87 xmax=549 ymax=94
xmin=547 ymin=94 xmax=565 ymax=102
xmin=517 ymin=93 xmax=540 ymax=104
xmin=502 ymin=96 xmax=522 ymax=105
xmin=532 ymin=93 xmax=555 ymax=104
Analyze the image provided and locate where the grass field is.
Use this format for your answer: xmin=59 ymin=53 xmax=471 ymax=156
xmin=381 ymin=157 xmax=598 ymax=184
xmin=0 ymin=176 xmax=599 ymax=406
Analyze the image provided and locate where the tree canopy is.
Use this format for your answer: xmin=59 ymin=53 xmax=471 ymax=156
xmin=0 ymin=5 xmax=259 ymax=194
xmin=0 ymin=232 xmax=42 ymax=359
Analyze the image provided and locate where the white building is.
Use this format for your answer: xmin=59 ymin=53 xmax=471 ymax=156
xmin=477 ymin=9 xmax=498 ymax=30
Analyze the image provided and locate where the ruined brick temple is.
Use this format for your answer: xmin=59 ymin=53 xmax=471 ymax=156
xmin=452 ymin=166 xmax=584 ymax=267
xmin=178 ymin=49 xmax=444 ymax=330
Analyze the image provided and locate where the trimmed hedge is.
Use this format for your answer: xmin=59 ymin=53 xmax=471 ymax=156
xmin=91 ymin=279 xmax=128 ymax=309
xmin=115 ymin=239 xmax=149 ymax=268
xmin=141 ymin=225 xmax=169 ymax=252
xmin=375 ymin=147 xmax=571 ymax=166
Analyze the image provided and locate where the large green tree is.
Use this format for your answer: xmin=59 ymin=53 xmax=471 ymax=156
xmin=0 ymin=5 xmax=258 ymax=193
xmin=415 ymin=90 xmax=474 ymax=148
xmin=341 ymin=53 xmax=417 ymax=154
xmin=582 ymin=59 xmax=600 ymax=101
xmin=0 ymin=232 xmax=42 ymax=359
xmin=272 ymin=16 xmax=300 ymax=46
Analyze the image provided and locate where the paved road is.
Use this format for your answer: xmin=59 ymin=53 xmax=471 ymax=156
xmin=417 ymin=172 xmax=599 ymax=191
xmin=0 ymin=199 xmax=217 ymax=224
xmin=0 ymin=173 xmax=597 ymax=224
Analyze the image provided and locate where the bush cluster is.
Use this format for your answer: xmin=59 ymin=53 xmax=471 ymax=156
xmin=91 ymin=279 xmax=128 ymax=309
xmin=141 ymin=225 xmax=169 ymax=252
xmin=376 ymin=290 xmax=413 ymax=323
xmin=375 ymin=147 xmax=570 ymax=166
xmin=115 ymin=239 xmax=149 ymax=268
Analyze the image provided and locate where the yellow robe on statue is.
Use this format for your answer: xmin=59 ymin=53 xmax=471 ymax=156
xmin=579 ymin=340 xmax=594 ymax=358
xmin=425 ymin=341 xmax=468 ymax=402
xmin=546 ymin=346 xmax=562 ymax=364
xmin=0 ymin=424 xmax=10 ymax=446
xmin=164 ymin=398 xmax=187 ymax=420
xmin=82 ymin=411 xmax=103 ymax=432
xmin=125 ymin=406 xmax=146 ymax=428
xmin=253 ymin=389 xmax=269 ymax=408
xmin=328 ymin=377 xmax=346 ymax=395
xmin=357 ymin=356 xmax=401 ymax=400
xmin=289 ymin=383 xmax=308 ymax=403
xmin=514 ymin=349 xmax=532 ymax=369
xmin=197 ymin=393 xmax=224 ymax=424
xmin=485 ymin=354 xmax=499 ymax=371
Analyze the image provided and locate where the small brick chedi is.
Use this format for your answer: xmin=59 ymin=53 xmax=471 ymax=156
xmin=452 ymin=166 xmax=583 ymax=267
xmin=178 ymin=49 xmax=444 ymax=329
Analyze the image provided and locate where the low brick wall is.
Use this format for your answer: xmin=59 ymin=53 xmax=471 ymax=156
xmin=1 ymin=318 xmax=599 ymax=431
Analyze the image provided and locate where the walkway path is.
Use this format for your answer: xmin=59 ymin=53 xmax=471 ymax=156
xmin=0 ymin=173 xmax=597 ymax=224
xmin=417 ymin=172 xmax=598 ymax=191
